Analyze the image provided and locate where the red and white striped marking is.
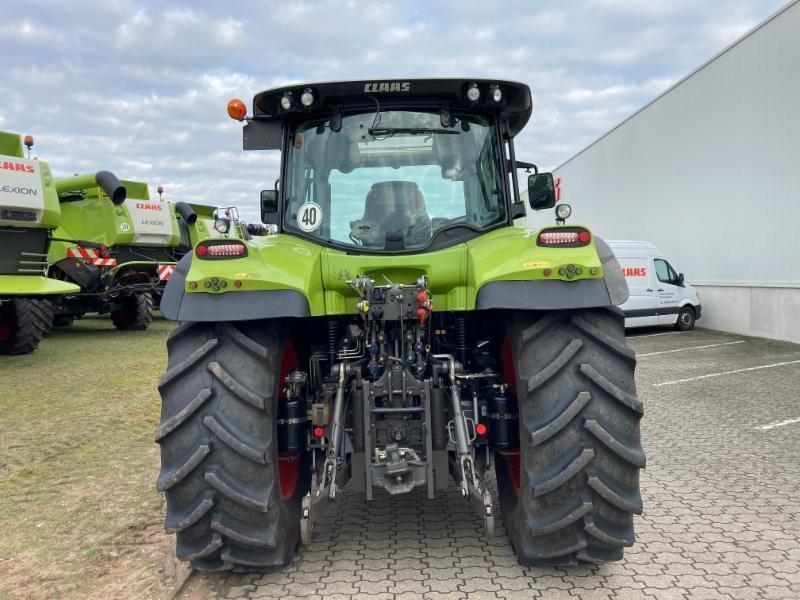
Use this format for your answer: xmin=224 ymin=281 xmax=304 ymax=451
xmin=158 ymin=264 xmax=175 ymax=281
xmin=67 ymin=247 xmax=100 ymax=259
xmin=88 ymin=258 xmax=117 ymax=266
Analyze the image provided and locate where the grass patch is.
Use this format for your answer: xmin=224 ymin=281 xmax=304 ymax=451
xmin=0 ymin=315 xmax=178 ymax=599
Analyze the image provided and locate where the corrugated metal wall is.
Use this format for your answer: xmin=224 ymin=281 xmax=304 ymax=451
xmin=526 ymin=1 xmax=800 ymax=342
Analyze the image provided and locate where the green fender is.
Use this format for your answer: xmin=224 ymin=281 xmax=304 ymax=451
xmin=162 ymin=225 xmax=626 ymax=322
xmin=468 ymin=227 xmax=628 ymax=310
xmin=0 ymin=275 xmax=80 ymax=296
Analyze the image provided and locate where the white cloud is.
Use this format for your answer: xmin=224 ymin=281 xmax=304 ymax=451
xmin=214 ymin=19 xmax=244 ymax=45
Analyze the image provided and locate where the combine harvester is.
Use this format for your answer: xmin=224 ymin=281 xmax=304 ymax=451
xmin=0 ymin=131 xmax=79 ymax=354
xmin=48 ymin=180 xmax=222 ymax=329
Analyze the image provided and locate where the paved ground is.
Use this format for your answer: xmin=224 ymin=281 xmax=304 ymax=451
xmin=184 ymin=328 xmax=800 ymax=600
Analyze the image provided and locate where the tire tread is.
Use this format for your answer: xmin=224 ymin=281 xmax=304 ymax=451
xmin=502 ymin=307 xmax=644 ymax=566
xmin=157 ymin=322 xmax=301 ymax=571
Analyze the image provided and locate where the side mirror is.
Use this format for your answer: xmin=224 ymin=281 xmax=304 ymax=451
xmin=527 ymin=172 xmax=556 ymax=210
xmin=678 ymin=272 xmax=685 ymax=286
xmin=260 ymin=190 xmax=278 ymax=224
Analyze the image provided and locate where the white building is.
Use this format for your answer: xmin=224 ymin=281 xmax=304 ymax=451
xmin=529 ymin=0 xmax=800 ymax=344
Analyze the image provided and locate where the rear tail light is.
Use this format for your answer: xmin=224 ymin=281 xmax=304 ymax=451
xmin=537 ymin=227 xmax=591 ymax=247
xmin=539 ymin=231 xmax=579 ymax=244
xmin=196 ymin=242 xmax=247 ymax=258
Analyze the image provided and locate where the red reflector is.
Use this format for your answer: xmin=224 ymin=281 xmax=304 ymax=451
xmin=579 ymin=231 xmax=591 ymax=243
xmin=198 ymin=243 xmax=246 ymax=257
xmin=475 ymin=423 xmax=488 ymax=436
xmin=313 ymin=426 xmax=325 ymax=438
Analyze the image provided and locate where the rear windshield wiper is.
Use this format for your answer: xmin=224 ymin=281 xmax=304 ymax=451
xmin=367 ymin=127 xmax=460 ymax=136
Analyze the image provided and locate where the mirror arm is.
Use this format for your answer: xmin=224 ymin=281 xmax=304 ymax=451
xmin=504 ymin=124 xmax=521 ymax=205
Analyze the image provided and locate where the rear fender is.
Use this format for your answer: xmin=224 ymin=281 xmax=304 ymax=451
xmin=160 ymin=254 xmax=311 ymax=321
xmin=470 ymin=228 xmax=629 ymax=310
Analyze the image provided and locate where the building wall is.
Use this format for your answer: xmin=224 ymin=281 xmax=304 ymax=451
xmin=691 ymin=284 xmax=800 ymax=343
xmin=529 ymin=1 xmax=800 ymax=343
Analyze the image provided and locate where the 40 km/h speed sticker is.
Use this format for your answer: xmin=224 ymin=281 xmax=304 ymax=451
xmin=297 ymin=202 xmax=322 ymax=232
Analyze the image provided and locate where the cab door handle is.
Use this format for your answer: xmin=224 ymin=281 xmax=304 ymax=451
xmin=646 ymin=288 xmax=654 ymax=292
xmin=657 ymin=288 xmax=664 ymax=292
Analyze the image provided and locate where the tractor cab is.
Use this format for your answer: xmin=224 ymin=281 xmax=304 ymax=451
xmin=230 ymin=79 xmax=556 ymax=253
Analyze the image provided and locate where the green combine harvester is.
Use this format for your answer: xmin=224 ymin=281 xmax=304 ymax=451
xmin=47 ymin=179 xmax=222 ymax=329
xmin=156 ymin=79 xmax=644 ymax=572
xmin=0 ymin=131 xmax=80 ymax=354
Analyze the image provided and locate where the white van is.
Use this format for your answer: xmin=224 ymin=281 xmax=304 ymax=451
xmin=607 ymin=241 xmax=702 ymax=330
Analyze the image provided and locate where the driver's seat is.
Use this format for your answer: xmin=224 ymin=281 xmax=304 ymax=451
xmin=350 ymin=181 xmax=432 ymax=247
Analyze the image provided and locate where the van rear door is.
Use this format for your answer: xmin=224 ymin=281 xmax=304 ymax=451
xmin=618 ymin=257 xmax=659 ymax=327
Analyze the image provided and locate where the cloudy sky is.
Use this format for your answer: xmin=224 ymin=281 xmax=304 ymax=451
xmin=0 ymin=0 xmax=788 ymax=220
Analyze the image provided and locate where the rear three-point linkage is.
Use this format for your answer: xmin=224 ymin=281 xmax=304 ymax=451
xmin=301 ymin=274 xmax=495 ymax=540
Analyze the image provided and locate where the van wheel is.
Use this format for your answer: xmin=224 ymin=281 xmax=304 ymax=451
xmin=675 ymin=306 xmax=695 ymax=331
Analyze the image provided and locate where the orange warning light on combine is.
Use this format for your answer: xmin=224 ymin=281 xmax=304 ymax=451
xmin=227 ymin=98 xmax=247 ymax=121
xmin=23 ymin=135 xmax=34 ymax=148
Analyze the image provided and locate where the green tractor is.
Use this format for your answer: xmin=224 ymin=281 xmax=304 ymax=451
xmin=156 ymin=79 xmax=644 ymax=571
xmin=0 ymin=131 xmax=80 ymax=354
xmin=47 ymin=179 xmax=216 ymax=329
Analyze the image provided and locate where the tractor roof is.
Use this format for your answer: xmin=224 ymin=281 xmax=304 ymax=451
xmin=251 ymin=78 xmax=533 ymax=137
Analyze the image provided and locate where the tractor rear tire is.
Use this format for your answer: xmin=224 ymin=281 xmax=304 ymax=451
xmin=156 ymin=321 xmax=306 ymax=572
xmin=111 ymin=292 xmax=153 ymax=331
xmin=497 ymin=307 xmax=645 ymax=565
xmin=0 ymin=298 xmax=54 ymax=355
